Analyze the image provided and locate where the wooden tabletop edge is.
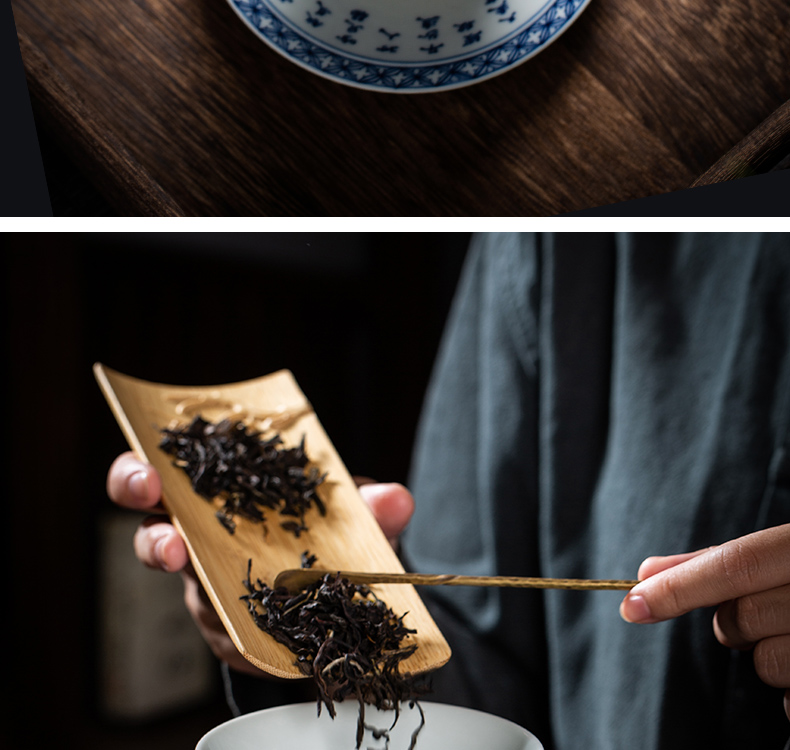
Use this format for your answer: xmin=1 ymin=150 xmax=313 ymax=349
xmin=17 ymin=32 xmax=185 ymax=217
xmin=692 ymin=99 xmax=790 ymax=186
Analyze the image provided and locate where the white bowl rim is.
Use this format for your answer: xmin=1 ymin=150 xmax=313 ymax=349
xmin=196 ymin=700 xmax=543 ymax=749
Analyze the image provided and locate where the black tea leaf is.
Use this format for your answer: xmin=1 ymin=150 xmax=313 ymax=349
xmin=241 ymin=560 xmax=429 ymax=748
xmin=159 ymin=416 xmax=326 ymax=536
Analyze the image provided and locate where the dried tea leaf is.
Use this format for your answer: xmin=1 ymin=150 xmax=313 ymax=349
xmin=159 ymin=416 xmax=326 ymax=536
xmin=241 ymin=561 xmax=429 ymax=748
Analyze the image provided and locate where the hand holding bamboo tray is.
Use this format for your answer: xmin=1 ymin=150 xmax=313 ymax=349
xmin=93 ymin=364 xmax=451 ymax=679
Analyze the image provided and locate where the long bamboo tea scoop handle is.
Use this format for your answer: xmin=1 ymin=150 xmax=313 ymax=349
xmin=274 ymin=568 xmax=639 ymax=592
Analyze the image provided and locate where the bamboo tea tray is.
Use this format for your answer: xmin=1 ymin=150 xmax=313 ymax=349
xmin=94 ymin=364 xmax=451 ymax=679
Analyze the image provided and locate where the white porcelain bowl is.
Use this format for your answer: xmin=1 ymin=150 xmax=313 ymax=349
xmin=224 ymin=0 xmax=593 ymax=92
xmin=196 ymin=700 xmax=544 ymax=750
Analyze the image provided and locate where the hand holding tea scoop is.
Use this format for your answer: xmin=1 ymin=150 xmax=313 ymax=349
xmin=620 ymin=524 xmax=790 ymax=719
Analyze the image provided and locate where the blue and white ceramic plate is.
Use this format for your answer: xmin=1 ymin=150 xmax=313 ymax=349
xmin=225 ymin=0 xmax=593 ymax=93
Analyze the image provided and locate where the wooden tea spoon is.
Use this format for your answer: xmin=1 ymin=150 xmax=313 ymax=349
xmin=275 ymin=569 xmax=639 ymax=592
xmin=93 ymin=364 xmax=451 ymax=678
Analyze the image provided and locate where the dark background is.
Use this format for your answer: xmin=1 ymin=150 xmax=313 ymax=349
xmin=3 ymin=233 xmax=470 ymax=748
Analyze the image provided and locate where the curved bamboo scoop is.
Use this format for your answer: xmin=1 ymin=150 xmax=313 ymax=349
xmin=275 ymin=568 xmax=639 ymax=592
xmin=93 ymin=364 xmax=451 ymax=679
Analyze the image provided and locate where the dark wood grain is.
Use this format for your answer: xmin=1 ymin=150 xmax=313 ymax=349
xmin=19 ymin=32 xmax=184 ymax=216
xmin=11 ymin=0 xmax=790 ymax=215
xmin=693 ymin=99 xmax=790 ymax=186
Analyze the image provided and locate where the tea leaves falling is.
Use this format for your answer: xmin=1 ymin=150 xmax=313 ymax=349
xmin=242 ymin=561 xmax=428 ymax=749
xmin=159 ymin=416 xmax=326 ymax=535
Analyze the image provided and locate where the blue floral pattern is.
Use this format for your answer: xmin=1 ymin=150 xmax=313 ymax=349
xmin=226 ymin=0 xmax=591 ymax=92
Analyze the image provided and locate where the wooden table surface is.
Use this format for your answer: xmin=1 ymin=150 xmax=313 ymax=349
xmin=12 ymin=0 xmax=790 ymax=216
